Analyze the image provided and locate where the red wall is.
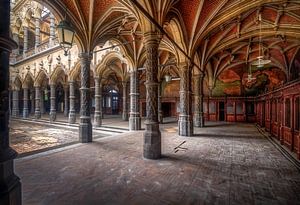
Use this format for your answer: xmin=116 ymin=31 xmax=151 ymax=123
xmin=256 ymin=80 xmax=300 ymax=159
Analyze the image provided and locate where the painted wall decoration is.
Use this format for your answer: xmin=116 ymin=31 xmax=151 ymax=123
xmin=208 ymin=66 xmax=286 ymax=97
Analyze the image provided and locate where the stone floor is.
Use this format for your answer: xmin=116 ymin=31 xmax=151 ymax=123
xmin=9 ymin=114 xmax=134 ymax=155
xmin=14 ymin=121 xmax=300 ymax=205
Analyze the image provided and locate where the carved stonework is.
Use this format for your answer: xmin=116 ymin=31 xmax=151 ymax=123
xmin=143 ymin=32 xmax=161 ymax=159
xmin=129 ymin=70 xmax=141 ymax=130
xmin=12 ymin=89 xmax=19 ymax=117
xmin=94 ymin=77 xmax=102 ymax=127
xmin=0 ymin=1 xmax=22 ymax=203
xmin=34 ymin=86 xmax=41 ymax=119
xmin=23 ymin=88 xmax=29 ymax=118
xmin=158 ymin=82 xmax=163 ymax=123
xmin=79 ymin=52 xmax=92 ymax=142
xmin=122 ymin=81 xmax=128 ymax=121
xmin=68 ymin=81 xmax=76 ymax=124
xmin=178 ymin=64 xmax=193 ymax=136
xmin=194 ymin=73 xmax=205 ymax=127
xmin=64 ymin=86 xmax=69 ymax=117
xmin=49 ymin=84 xmax=56 ymax=122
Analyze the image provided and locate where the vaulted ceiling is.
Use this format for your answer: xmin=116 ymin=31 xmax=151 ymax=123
xmin=17 ymin=0 xmax=300 ymax=95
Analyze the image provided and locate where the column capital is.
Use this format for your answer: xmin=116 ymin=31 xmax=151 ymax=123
xmin=79 ymin=52 xmax=93 ymax=61
xmin=0 ymin=36 xmax=17 ymax=52
xmin=194 ymin=72 xmax=205 ymax=79
xmin=143 ymin=32 xmax=161 ymax=47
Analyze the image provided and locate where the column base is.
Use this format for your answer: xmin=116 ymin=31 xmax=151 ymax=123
xmin=0 ymin=149 xmax=22 ymax=205
xmin=11 ymin=110 xmax=19 ymax=117
xmin=158 ymin=111 xmax=163 ymax=124
xmin=194 ymin=114 xmax=205 ymax=127
xmin=122 ymin=112 xmax=128 ymax=121
xmin=178 ymin=115 xmax=193 ymax=136
xmin=143 ymin=123 xmax=161 ymax=159
xmin=68 ymin=111 xmax=76 ymax=124
xmin=23 ymin=109 xmax=29 ymax=118
xmin=50 ymin=111 xmax=56 ymax=122
xmin=64 ymin=110 xmax=68 ymax=117
xmin=35 ymin=111 xmax=41 ymax=119
xmin=129 ymin=115 xmax=141 ymax=130
xmin=79 ymin=118 xmax=92 ymax=143
xmin=94 ymin=113 xmax=102 ymax=127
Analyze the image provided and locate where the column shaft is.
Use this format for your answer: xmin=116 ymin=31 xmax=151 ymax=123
xmin=35 ymin=86 xmax=41 ymax=119
xmin=64 ymin=86 xmax=69 ymax=117
xmin=129 ymin=70 xmax=141 ymax=130
xmin=35 ymin=18 xmax=40 ymax=52
xmin=143 ymin=33 xmax=161 ymax=159
xmin=23 ymin=26 xmax=28 ymax=56
xmin=12 ymin=33 xmax=19 ymax=56
xmin=40 ymin=90 xmax=45 ymax=114
xmin=0 ymin=1 xmax=22 ymax=203
xmin=69 ymin=81 xmax=76 ymax=123
xmin=194 ymin=73 xmax=205 ymax=127
xmin=49 ymin=13 xmax=55 ymax=47
xmin=79 ymin=53 xmax=92 ymax=142
xmin=94 ymin=77 xmax=102 ymax=127
xmin=23 ymin=88 xmax=29 ymax=118
xmin=49 ymin=84 xmax=56 ymax=122
xmin=12 ymin=90 xmax=19 ymax=117
xmin=30 ymin=90 xmax=35 ymax=114
xmin=122 ymin=82 xmax=128 ymax=121
xmin=178 ymin=64 xmax=193 ymax=136
xmin=158 ymin=82 xmax=163 ymax=123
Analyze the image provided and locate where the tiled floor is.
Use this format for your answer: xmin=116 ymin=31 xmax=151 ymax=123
xmin=14 ymin=121 xmax=300 ymax=205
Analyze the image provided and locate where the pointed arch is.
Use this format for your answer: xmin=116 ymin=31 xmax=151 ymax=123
xmin=12 ymin=75 xmax=22 ymax=90
xmin=50 ymin=64 xmax=67 ymax=85
xmin=22 ymin=71 xmax=34 ymax=89
xmin=34 ymin=69 xmax=48 ymax=87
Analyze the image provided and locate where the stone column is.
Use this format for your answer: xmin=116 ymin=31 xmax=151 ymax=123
xmin=35 ymin=18 xmax=41 ymax=52
xmin=49 ymin=13 xmax=55 ymax=47
xmin=122 ymin=81 xmax=128 ymax=121
xmin=8 ymin=89 xmax=11 ymax=115
xmin=68 ymin=81 xmax=76 ymax=123
xmin=64 ymin=85 xmax=69 ymax=117
xmin=194 ymin=73 xmax=205 ymax=127
xmin=12 ymin=89 xmax=19 ymax=117
xmin=178 ymin=63 xmax=193 ymax=136
xmin=158 ymin=81 xmax=163 ymax=123
xmin=23 ymin=87 xmax=29 ymax=118
xmin=12 ymin=32 xmax=19 ymax=56
xmin=143 ymin=33 xmax=161 ymax=159
xmin=94 ymin=77 xmax=102 ymax=127
xmin=23 ymin=26 xmax=28 ymax=56
xmin=49 ymin=84 xmax=56 ymax=122
xmin=34 ymin=86 xmax=41 ymax=119
xmin=40 ymin=90 xmax=45 ymax=114
xmin=79 ymin=53 xmax=92 ymax=142
xmin=0 ymin=1 xmax=22 ymax=203
xmin=30 ymin=89 xmax=35 ymax=114
xmin=129 ymin=70 xmax=141 ymax=130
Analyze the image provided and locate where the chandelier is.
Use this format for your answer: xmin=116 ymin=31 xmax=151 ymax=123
xmin=247 ymin=64 xmax=256 ymax=82
xmin=251 ymin=13 xmax=271 ymax=68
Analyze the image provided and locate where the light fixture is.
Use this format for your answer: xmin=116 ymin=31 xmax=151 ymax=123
xmin=251 ymin=13 xmax=271 ymax=68
xmin=164 ymin=73 xmax=172 ymax=82
xmin=57 ymin=9 xmax=75 ymax=56
xmin=247 ymin=64 xmax=256 ymax=83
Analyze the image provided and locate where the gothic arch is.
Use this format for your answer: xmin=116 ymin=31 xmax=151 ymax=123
xmin=34 ymin=69 xmax=48 ymax=87
xmin=22 ymin=71 xmax=34 ymax=88
xmin=50 ymin=64 xmax=67 ymax=85
xmin=12 ymin=75 xmax=22 ymax=90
